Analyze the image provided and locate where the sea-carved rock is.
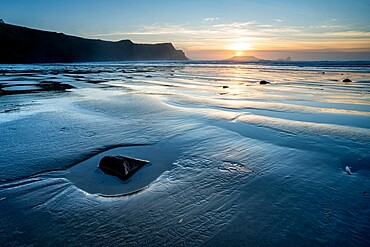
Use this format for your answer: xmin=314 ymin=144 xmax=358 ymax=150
xmin=99 ymin=156 xmax=149 ymax=180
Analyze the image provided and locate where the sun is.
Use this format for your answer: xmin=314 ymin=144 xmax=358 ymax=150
xmin=227 ymin=42 xmax=252 ymax=56
xmin=228 ymin=42 xmax=252 ymax=51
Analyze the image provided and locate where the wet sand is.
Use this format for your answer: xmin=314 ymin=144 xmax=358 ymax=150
xmin=0 ymin=61 xmax=369 ymax=246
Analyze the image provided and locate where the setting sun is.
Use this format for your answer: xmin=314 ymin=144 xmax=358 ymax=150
xmin=228 ymin=42 xmax=252 ymax=51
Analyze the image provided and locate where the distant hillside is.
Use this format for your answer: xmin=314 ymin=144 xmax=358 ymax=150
xmin=277 ymin=56 xmax=291 ymax=61
xmin=226 ymin=55 xmax=292 ymax=62
xmin=0 ymin=23 xmax=188 ymax=63
xmin=226 ymin=55 xmax=263 ymax=62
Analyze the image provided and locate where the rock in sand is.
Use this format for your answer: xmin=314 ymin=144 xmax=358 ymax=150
xmin=99 ymin=156 xmax=149 ymax=181
xmin=259 ymin=80 xmax=271 ymax=85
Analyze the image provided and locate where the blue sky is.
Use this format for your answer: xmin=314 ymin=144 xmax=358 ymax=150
xmin=1 ymin=0 xmax=370 ymax=60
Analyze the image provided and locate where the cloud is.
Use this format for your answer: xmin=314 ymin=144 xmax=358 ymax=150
xmin=82 ymin=20 xmax=370 ymax=51
xmin=326 ymin=31 xmax=370 ymax=38
xmin=87 ymin=22 xmax=259 ymax=38
xmin=212 ymin=21 xmax=256 ymax=29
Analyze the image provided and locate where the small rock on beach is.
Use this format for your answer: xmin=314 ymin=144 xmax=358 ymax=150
xmin=259 ymin=80 xmax=271 ymax=85
xmin=99 ymin=156 xmax=149 ymax=181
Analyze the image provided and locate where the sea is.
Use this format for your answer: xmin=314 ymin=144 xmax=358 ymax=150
xmin=0 ymin=60 xmax=369 ymax=246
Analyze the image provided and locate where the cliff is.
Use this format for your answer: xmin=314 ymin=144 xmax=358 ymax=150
xmin=0 ymin=23 xmax=188 ymax=63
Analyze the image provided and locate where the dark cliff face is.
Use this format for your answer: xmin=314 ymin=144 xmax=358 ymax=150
xmin=0 ymin=23 xmax=188 ymax=63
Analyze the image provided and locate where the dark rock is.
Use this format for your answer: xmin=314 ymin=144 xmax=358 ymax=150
xmin=223 ymin=86 xmax=229 ymax=89
xmin=259 ymin=80 xmax=271 ymax=85
xmin=0 ymin=81 xmax=74 ymax=96
xmin=99 ymin=156 xmax=149 ymax=181
xmin=39 ymin=81 xmax=74 ymax=90
xmin=343 ymin=78 xmax=352 ymax=82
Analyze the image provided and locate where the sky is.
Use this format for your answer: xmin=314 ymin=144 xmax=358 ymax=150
xmin=1 ymin=0 xmax=370 ymax=60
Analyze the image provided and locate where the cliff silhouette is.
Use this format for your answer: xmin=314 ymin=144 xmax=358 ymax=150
xmin=0 ymin=23 xmax=188 ymax=63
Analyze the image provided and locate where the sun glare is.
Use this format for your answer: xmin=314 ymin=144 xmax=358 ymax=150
xmin=228 ymin=42 xmax=252 ymax=51
xmin=235 ymin=51 xmax=243 ymax=56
